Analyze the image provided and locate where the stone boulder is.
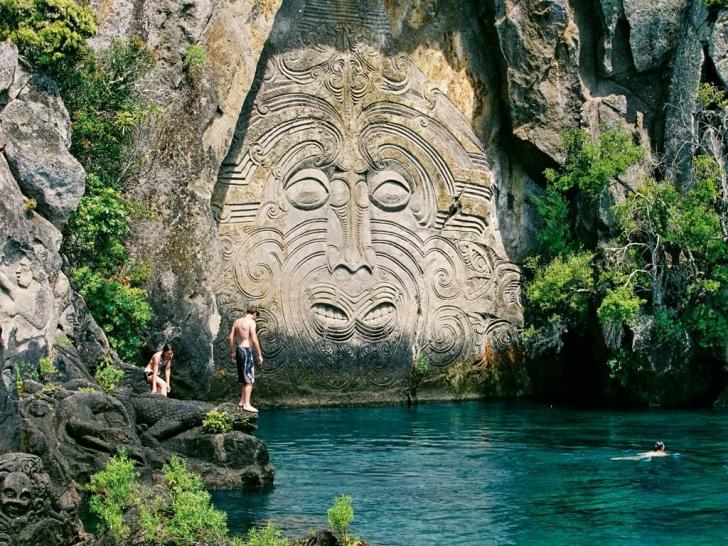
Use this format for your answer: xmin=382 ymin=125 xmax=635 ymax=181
xmin=16 ymin=383 xmax=272 ymax=493
xmin=623 ymin=0 xmax=690 ymax=72
xmin=494 ymin=0 xmax=584 ymax=159
xmin=710 ymin=10 xmax=728 ymax=87
xmin=0 ymin=52 xmax=85 ymax=227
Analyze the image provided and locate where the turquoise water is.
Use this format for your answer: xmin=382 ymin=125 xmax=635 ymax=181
xmin=212 ymin=402 xmax=728 ymax=545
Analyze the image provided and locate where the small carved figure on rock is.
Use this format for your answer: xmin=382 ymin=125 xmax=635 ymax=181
xmin=0 ymin=453 xmax=78 ymax=546
xmin=229 ymin=306 xmax=264 ymax=413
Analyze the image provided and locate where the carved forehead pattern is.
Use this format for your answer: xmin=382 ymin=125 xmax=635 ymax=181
xmin=213 ymin=8 xmax=521 ymax=390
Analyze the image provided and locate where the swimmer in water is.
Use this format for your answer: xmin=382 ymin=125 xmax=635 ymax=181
xmin=638 ymin=441 xmax=668 ymax=458
xmin=611 ymin=441 xmax=669 ymax=460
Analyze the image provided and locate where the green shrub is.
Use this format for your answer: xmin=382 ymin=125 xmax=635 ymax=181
xmin=88 ymin=454 xmax=237 ymax=545
xmin=78 ymin=386 xmax=98 ymax=394
xmin=74 ymin=266 xmax=151 ymax=363
xmin=704 ymin=0 xmax=728 ymax=9
xmin=525 ymin=252 xmax=595 ymax=326
xmin=0 ymin=0 xmax=97 ymax=67
xmin=86 ymin=450 xmax=138 ymax=542
xmin=414 ymin=354 xmax=429 ymax=376
xmin=327 ymin=495 xmax=354 ymax=546
xmin=544 ymin=128 xmax=644 ymax=198
xmin=137 ymin=456 xmax=229 ymax=546
xmin=38 ymin=355 xmax=58 ymax=379
xmin=247 ymin=521 xmax=289 ymax=546
xmin=95 ymin=356 xmax=124 ymax=392
xmin=202 ymin=409 xmax=232 ymax=433
xmin=14 ymin=361 xmax=39 ymax=394
xmin=698 ymin=82 xmax=728 ymax=110
xmin=183 ymin=43 xmax=207 ymax=72
xmin=52 ymin=37 xmax=157 ymax=364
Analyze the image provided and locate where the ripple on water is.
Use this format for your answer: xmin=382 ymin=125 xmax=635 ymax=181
xmin=212 ymin=401 xmax=728 ymax=546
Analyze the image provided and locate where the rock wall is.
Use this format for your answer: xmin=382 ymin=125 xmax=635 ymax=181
xmin=96 ymin=0 xmax=728 ymax=404
xmin=2 ymin=0 xmax=720 ymax=406
xmin=0 ymin=41 xmax=109 ymax=452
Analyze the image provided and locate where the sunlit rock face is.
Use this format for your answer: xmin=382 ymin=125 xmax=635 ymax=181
xmin=211 ymin=0 xmax=522 ymax=398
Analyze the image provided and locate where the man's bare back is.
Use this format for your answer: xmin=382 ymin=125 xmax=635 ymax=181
xmin=228 ymin=308 xmax=263 ymax=413
xmin=231 ymin=315 xmax=256 ymax=348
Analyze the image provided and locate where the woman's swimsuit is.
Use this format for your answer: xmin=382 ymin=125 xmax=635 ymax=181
xmin=145 ymin=355 xmax=170 ymax=379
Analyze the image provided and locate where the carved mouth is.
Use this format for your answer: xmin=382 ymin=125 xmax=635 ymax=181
xmin=311 ymin=303 xmax=349 ymax=327
xmin=4 ymin=503 xmax=29 ymax=517
xmin=360 ymin=303 xmax=395 ymax=327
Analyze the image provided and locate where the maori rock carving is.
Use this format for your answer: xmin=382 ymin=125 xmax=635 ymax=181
xmin=0 ymin=453 xmax=76 ymax=546
xmin=213 ymin=5 xmax=522 ymax=391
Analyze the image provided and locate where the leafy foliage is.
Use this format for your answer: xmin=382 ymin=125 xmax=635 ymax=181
xmin=544 ymin=128 xmax=644 ymax=198
xmin=246 ymin=522 xmax=289 ymax=546
xmin=183 ymin=43 xmax=207 ymax=73
xmin=704 ymin=0 xmax=728 ymax=9
xmin=86 ymin=450 xmax=137 ymax=542
xmin=0 ymin=0 xmax=96 ymax=67
xmin=94 ymin=355 xmax=124 ymax=392
xmin=525 ymin=252 xmax=595 ymax=327
xmin=88 ymin=453 xmax=240 ymax=545
xmin=38 ymin=355 xmax=58 ymax=379
xmin=524 ymin=124 xmax=728 ymax=399
xmin=1 ymin=6 xmax=158 ymax=363
xmin=328 ymin=495 xmax=358 ymax=546
xmin=202 ymin=409 xmax=233 ymax=433
xmin=45 ymin=37 xmax=158 ymax=363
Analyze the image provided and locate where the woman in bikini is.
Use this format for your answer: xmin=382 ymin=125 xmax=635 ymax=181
xmin=144 ymin=344 xmax=173 ymax=396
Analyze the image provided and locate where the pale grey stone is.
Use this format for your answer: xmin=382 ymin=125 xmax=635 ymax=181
xmin=710 ymin=10 xmax=728 ymax=87
xmin=1 ymin=74 xmax=84 ymax=227
xmin=0 ymin=42 xmax=17 ymax=101
xmin=494 ymin=0 xmax=584 ymax=160
xmin=624 ymin=0 xmax=690 ymax=72
xmin=209 ymin=0 xmax=523 ymax=402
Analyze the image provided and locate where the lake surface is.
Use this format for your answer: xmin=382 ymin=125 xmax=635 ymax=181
xmin=212 ymin=401 xmax=728 ymax=545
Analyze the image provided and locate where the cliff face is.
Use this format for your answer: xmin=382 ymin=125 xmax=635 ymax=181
xmin=88 ymin=0 xmax=723 ymax=405
xmin=3 ymin=0 xmax=724 ymax=405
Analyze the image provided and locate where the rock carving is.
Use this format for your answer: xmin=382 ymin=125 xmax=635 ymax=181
xmin=213 ymin=2 xmax=522 ymax=391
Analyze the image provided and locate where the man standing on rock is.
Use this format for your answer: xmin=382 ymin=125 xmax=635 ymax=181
xmin=229 ymin=306 xmax=264 ymax=413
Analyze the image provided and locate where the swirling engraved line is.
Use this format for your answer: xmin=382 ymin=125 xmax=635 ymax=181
xmin=360 ymin=122 xmax=456 ymax=194
xmin=361 ymin=101 xmax=487 ymax=162
xmin=426 ymin=305 xmax=473 ymax=366
xmin=369 ymin=143 xmax=437 ymax=227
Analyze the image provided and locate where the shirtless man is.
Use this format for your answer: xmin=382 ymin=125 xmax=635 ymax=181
xmin=229 ymin=306 xmax=263 ymax=413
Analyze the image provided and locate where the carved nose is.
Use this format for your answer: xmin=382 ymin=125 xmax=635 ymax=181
xmin=327 ymin=174 xmax=375 ymax=274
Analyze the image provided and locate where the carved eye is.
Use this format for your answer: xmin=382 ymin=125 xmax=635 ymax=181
xmin=284 ymin=169 xmax=329 ymax=210
xmin=370 ymin=171 xmax=411 ymax=211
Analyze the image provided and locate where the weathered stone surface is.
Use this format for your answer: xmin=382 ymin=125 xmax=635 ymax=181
xmin=1 ymin=72 xmax=85 ymax=227
xmin=0 ymin=453 xmax=82 ymax=546
xmin=17 ymin=386 xmax=272 ymax=492
xmin=664 ymin=0 xmax=709 ymax=186
xmin=0 ymin=42 xmax=17 ymax=102
xmin=209 ymin=0 xmax=522 ymax=402
xmin=84 ymin=0 xmax=282 ymax=396
xmin=599 ymin=0 xmax=625 ymax=75
xmin=494 ymin=0 xmax=584 ymax=160
xmin=623 ymin=0 xmax=689 ymax=72
xmin=710 ymin=10 xmax=728 ymax=87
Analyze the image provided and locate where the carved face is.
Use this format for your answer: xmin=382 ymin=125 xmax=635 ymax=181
xmin=14 ymin=258 xmax=33 ymax=289
xmin=214 ymin=25 xmax=521 ymax=389
xmin=1 ymin=472 xmax=32 ymax=518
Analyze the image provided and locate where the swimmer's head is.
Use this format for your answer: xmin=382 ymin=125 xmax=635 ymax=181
xmin=654 ymin=441 xmax=665 ymax=451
